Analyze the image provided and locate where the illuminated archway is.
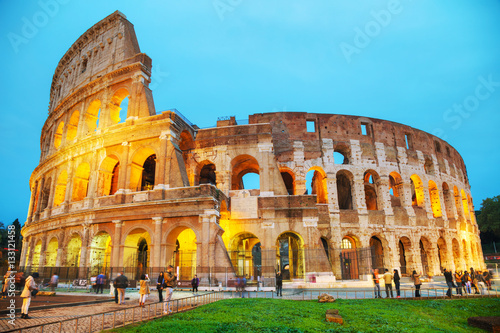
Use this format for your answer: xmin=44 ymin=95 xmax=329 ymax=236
xmin=276 ymin=232 xmax=304 ymax=281
xmin=428 ymin=180 xmax=442 ymax=217
xmin=54 ymin=121 xmax=64 ymax=149
xmin=364 ymin=170 xmax=380 ymax=210
xmin=229 ymin=232 xmax=261 ymax=280
xmin=97 ymin=155 xmax=120 ymax=196
xmin=437 ymin=237 xmax=448 ymax=272
xmin=174 ymin=228 xmax=197 ymax=280
xmin=461 ymin=189 xmax=470 ymax=219
xmin=32 ymin=240 xmax=42 ymax=267
xmin=45 ymin=237 xmax=58 ymax=267
xmin=66 ymin=234 xmax=82 ymax=267
xmin=231 ymin=155 xmax=260 ymax=190
xmin=84 ymin=99 xmax=101 ymax=134
xmin=129 ymin=147 xmax=157 ymax=191
xmin=123 ymin=228 xmax=151 ymax=278
xmin=410 ymin=175 xmax=425 ymax=207
xmin=389 ymin=172 xmax=403 ymax=207
xmin=53 ymin=170 xmax=68 ymax=206
xmin=66 ymin=110 xmax=79 ymax=141
xmin=72 ymin=162 xmax=90 ymax=201
xmin=306 ymin=167 xmax=327 ymax=203
xmin=109 ymin=88 xmax=130 ymax=124
xmin=89 ymin=232 xmax=112 ymax=275
xmin=340 ymin=235 xmax=359 ymax=279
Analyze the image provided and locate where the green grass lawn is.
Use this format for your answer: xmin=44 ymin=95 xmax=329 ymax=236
xmin=106 ymin=297 xmax=500 ymax=333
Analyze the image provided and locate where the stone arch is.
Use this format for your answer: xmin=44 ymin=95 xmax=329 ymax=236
xmin=410 ymin=174 xmax=425 ymax=207
xmin=333 ymin=142 xmax=350 ymax=165
xmin=66 ymin=233 xmax=82 ymax=267
xmin=130 ymin=146 xmax=157 ymax=191
xmin=280 ymin=167 xmax=295 ymax=195
xmin=467 ymin=194 xmax=475 ymax=223
xmin=420 ymin=237 xmax=434 ymax=276
xmin=196 ymin=160 xmax=216 ymax=186
xmin=123 ymin=227 xmax=152 ymax=277
xmin=337 ymin=170 xmax=353 ymax=210
xmin=164 ymin=223 xmax=200 ymax=279
xmin=178 ymin=130 xmax=195 ymax=151
xmin=53 ymin=170 xmax=68 ymax=207
xmin=306 ymin=166 xmax=327 ymax=203
xmin=83 ymin=99 xmax=102 ymax=135
xmin=66 ymin=109 xmax=80 ymax=141
xmin=428 ymin=180 xmax=442 ymax=218
xmin=54 ymin=121 xmax=64 ymax=149
xmin=32 ymin=239 xmax=42 ymax=267
xmin=398 ymin=236 xmax=412 ymax=275
xmin=364 ymin=170 xmax=380 ymax=210
xmin=45 ymin=237 xmax=59 ymax=267
xmin=89 ymin=231 xmax=112 ymax=275
xmin=229 ymin=232 xmax=262 ymax=280
xmin=461 ymin=189 xmax=470 ymax=220
xmin=424 ymin=156 xmax=435 ymax=175
xmin=40 ymin=177 xmax=52 ymax=210
xmin=452 ymin=238 xmax=461 ymax=271
xmin=453 ymin=186 xmax=463 ymax=219
xmin=72 ymin=162 xmax=91 ymax=201
xmin=231 ymin=154 xmax=260 ymax=190
xmin=389 ymin=172 xmax=403 ymax=207
xmin=442 ymin=182 xmax=454 ymax=219
xmin=109 ymin=87 xmax=130 ymax=124
xmin=369 ymin=235 xmax=386 ymax=271
xmin=340 ymin=234 xmax=360 ymax=280
xmin=97 ymin=155 xmax=121 ymax=196
xmin=276 ymin=231 xmax=304 ymax=281
xmin=437 ymin=237 xmax=449 ymax=272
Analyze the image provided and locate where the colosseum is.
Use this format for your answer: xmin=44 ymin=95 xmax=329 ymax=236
xmin=21 ymin=11 xmax=485 ymax=286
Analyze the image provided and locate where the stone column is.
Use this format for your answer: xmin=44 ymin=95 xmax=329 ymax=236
xmin=111 ymin=220 xmax=123 ymax=268
xmin=64 ymin=160 xmax=75 ymax=205
xmin=353 ymin=179 xmax=367 ymax=214
xmin=151 ymin=217 xmax=163 ymax=268
xmin=47 ymin=173 xmax=57 ymax=211
xmin=326 ymin=175 xmax=338 ymax=212
xmin=377 ymin=176 xmax=394 ymax=216
xmin=38 ymin=235 xmax=48 ymax=268
xmin=154 ymin=132 xmax=169 ymax=189
xmin=35 ymin=177 xmax=46 ymax=217
xmin=20 ymin=237 xmax=29 ymax=268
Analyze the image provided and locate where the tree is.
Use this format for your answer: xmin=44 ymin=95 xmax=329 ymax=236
xmin=477 ymin=195 xmax=500 ymax=242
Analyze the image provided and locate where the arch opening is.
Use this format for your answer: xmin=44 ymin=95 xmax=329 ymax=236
xmin=89 ymin=232 xmax=111 ymax=276
xmin=229 ymin=233 xmax=261 ymax=281
xmin=276 ymin=232 xmax=304 ymax=281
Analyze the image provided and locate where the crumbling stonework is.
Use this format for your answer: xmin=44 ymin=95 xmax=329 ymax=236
xmin=21 ymin=12 xmax=484 ymax=285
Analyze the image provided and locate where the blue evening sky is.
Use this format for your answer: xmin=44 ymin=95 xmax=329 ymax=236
xmin=0 ymin=0 xmax=499 ymax=225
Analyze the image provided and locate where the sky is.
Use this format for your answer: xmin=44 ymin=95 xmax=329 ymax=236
xmin=0 ymin=0 xmax=499 ymax=226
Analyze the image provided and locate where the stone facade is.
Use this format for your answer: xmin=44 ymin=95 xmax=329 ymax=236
xmin=21 ymin=11 xmax=485 ymax=284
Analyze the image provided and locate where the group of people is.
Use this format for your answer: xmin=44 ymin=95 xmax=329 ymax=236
xmin=447 ymin=267 xmax=492 ymax=296
xmin=372 ymin=268 xmax=402 ymax=298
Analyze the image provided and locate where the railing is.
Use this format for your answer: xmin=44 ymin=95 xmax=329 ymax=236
xmin=4 ymin=292 xmax=223 ymax=333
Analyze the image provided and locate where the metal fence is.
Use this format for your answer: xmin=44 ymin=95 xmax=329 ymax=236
xmin=4 ymin=292 xmax=224 ymax=333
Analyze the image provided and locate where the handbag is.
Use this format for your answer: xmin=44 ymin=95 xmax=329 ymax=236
xmin=31 ymin=289 xmax=38 ymax=297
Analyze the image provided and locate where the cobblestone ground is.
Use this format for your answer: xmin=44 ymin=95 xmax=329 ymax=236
xmin=0 ymin=290 xmax=210 ymax=333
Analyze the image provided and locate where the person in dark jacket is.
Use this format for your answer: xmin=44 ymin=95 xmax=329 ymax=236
xmin=157 ymin=272 xmax=165 ymax=302
xmin=276 ymin=271 xmax=283 ymax=297
xmin=114 ymin=272 xmax=129 ymax=305
xmin=444 ymin=268 xmax=454 ymax=297
xmin=191 ymin=274 xmax=199 ymax=294
xmin=393 ymin=269 xmax=401 ymax=298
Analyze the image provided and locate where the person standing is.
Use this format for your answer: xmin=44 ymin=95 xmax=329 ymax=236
xmin=2 ymin=271 xmax=11 ymax=299
xmin=412 ymin=270 xmax=421 ymax=298
xmin=276 ymin=271 xmax=283 ymax=297
xmin=463 ymin=271 xmax=472 ymax=294
xmin=191 ymin=274 xmax=199 ymax=295
xmin=454 ymin=270 xmax=463 ymax=296
xmin=157 ymin=272 xmax=165 ymax=302
xmin=114 ymin=272 xmax=129 ymax=305
xmin=163 ymin=265 xmax=177 ymax=314
xmin=96 ymin=273 xmax=105 ymax=294
xmin=20 ymin=272 xmax=39 ymax=319
xmin=443 ymin=269 xmax=454 ymax=297
xmin=49 ymin=274 xmax=59 ymax=292
xmin=372 ymin=269 xmax=381 ymax=298
xmin=393 ymin=269 xmax=401 ymax=298
xmin=383 ymin=269 xmax=394 ymax=298
xmin=139 ymin=274 xmax=150 ymax=306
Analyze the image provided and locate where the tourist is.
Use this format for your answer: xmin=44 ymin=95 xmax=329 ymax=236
xmin=462 ymin=271 xmax=472 ymax=294
xmin=383 ymin=269 xmax=393 ymax=298
xmin=191 ymin=274 xmax=199 ymax=295
xmin=412 ymin=270 xmax=421 ymax=297
xmin=444 ymin=268 xmax=454 ymax=297
xmin=241 ymin=275 xmax=248 ymax=298
xmin=276 ymin=271 xmax=283 ymax=297
xmin=2 ymin=271 xmax=11 ymax=299
xmin=95 ymin=273 xmax=105 ymax=294
xmin=483 ymin=270 xmax=492 ymax=290
xmin=454 ymin=270 xmax=463 ymax=295
xmin=476 ymin=271 xmax=486 ymax=295
xmin=20 ymin=272 xmax=39 ymax=319
xmin=139 ymin=274 xmax=150 ymax=306
xmin=163 ymin=265 xmax=177 ymax=314
xmin=49 ymin=274 xmax=59 ymax=292
xmin=114 ymin=272 xmax=129 ymax=305
xmin=157 ymin=271 xmax=165 ymax=302
xmin=372 ymin=269 xmax=381 ymax=298
xmin=393 ymin=269 xmax=401 ymax=298
xmin=90 ymin=275 xmax=97 ymax=293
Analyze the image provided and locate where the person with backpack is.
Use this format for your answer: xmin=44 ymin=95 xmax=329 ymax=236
xmin=163 ymin=265 xmax=177 ymax=314
xmin=20 ymin=272 xmax=39 ymax=319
